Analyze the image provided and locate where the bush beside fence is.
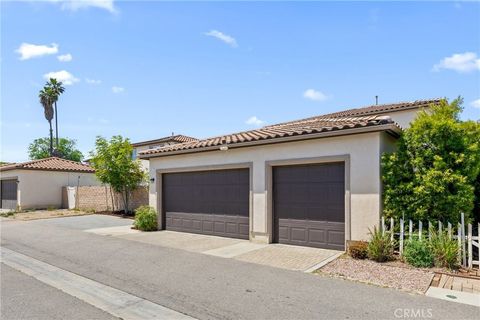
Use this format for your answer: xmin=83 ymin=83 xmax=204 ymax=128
xmin=381 ymin=213 xmax=479 ymax=269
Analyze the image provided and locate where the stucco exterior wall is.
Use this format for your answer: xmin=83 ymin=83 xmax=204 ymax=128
xmin=382 ymin=108 xmax=428 ymax=129
xmin=148 ymin=131 xmax=391 ymax=243
xmin=1 ymin=169 xmax=101 ymax=210
xmin=133 ymin=145 xmax=151 ymax=171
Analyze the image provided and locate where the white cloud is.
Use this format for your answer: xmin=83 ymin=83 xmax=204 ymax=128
xmin=245 ymin=116 xmax=265 ymax=127
xmin=16 ymin=43 xmax=58 ymax=60
xmin=112 ymin=86 xmax=125 ymax=93
xmin=204 ymin=30 xmax=238 ymax=48
xmin=303 ymin=89 xmax=329 ymax=102
xmin=433 ymin=52 xmax=480 ymax=73
xmin=48 ymin=0 xmax=116 ymax=13
xmin=57 ymin=53 xmax=72 ymax=62
xmin=43 ymin=70 xmax=79 ymax=85
xmin=470 ymin=99 xmax=480 ymax=109
xmin=85 ymin=78 xmax=101 ymax=85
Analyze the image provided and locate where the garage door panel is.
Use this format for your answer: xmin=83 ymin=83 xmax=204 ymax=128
xmin=163 ymin=169 xmax=249 ymax=240
xmin=308 ymin=229 xmax=326 ymax=244
xmin=273 ymin=163 xmax=345 ymax=250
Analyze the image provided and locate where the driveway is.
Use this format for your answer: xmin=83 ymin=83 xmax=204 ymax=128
xmin=2 ymin=214 xmax=479 ymax=320
xmin=86 ymin=224 xmax=341 ymax=272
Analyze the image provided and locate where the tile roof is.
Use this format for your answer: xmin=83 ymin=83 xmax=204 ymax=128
xmin=131 ymin=134 xmax=198 ymax=147
xmin=0 ymin=157 xmax=95 ymax=173
xmin=139 ymin=99 xmax=440 ymax=158
xmin=267 ymin=98 xmax=441 ymax=128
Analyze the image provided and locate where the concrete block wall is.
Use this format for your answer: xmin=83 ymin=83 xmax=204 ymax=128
xmin=64 ymin=185 xmax=149 ymax=212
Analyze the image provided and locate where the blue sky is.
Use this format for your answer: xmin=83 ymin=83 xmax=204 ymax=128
xmin=1 ymin=1 xmax=479 ymax=162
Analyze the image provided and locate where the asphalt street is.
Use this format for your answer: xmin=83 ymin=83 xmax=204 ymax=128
xmin=1 ymin=215 xmax=479 ymax=320
xmin=1 ymin=264 xmax=117 ymax=320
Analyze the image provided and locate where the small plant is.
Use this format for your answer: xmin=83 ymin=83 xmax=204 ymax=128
xmin=0 ymin=211 xmax=15 ymax=218
xmin=404 ymin=237 xmax=433 ymax=268
xmin=47 ymin=206 xmax=56 ymax=211
xmin=134 ymin=206 xmax=157 ymax=231
xmin=367 ymin=226 xmax=395 ymax=262
xmin=347 ymin=241 xmax=369 ymax=259
xmin=430 ymin=230 xmax=459 ymax=269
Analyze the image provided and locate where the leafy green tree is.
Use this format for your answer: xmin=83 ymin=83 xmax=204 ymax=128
xmin=45 ymin=78 xmax=65 ymax=152
xmin=382 ymin=98 xmax=480 ymax=223
xmin=28 ymin=137 xmax=84 ymax=161
xmin=38 ymin=87 xmax=55 ymax=156
xmin=89 ymin=136 xmax=147 ymax=214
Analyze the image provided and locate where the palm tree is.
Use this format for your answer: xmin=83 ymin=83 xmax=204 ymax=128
xmin=45 ymin=78 xmax=65 ymax=152
xmin=39 ymin=87 xmax=55 ymax=156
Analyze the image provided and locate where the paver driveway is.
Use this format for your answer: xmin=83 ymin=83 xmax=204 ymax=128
xmin=86 ymin=220 xmax=341 ymax=271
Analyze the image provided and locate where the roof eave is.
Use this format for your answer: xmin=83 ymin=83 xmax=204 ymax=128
xmin=0 ymin=167 xmax=95 ymax=173
xmin=140 ymin=123 xmax=401 ymax=159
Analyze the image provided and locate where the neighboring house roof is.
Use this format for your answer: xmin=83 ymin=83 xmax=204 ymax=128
xmin=0 ymin=157 xmax=95 ymax=173
xmin=139 ymin=99 xmax=440 ymax=158
xmin=131 ymin=134 xmax=198 ymax=147
xmin=0 ymin=162 xmax=15 ymax=167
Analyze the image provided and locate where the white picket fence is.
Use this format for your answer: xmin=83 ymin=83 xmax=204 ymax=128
xmin=381 ymin=212 xmax=479 ymax=269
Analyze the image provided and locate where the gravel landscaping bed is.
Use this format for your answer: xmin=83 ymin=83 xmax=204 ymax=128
xmin=3 ymin=209 xmax=93 ymax=221
xmin=317 ymin=256 xmax=434 ymax=294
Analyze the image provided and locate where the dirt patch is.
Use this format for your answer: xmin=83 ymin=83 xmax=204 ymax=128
xmin=317 ymin=255 xmax=434 ymax=294
xmin=5 ymin=209 xmax=93 ymax=221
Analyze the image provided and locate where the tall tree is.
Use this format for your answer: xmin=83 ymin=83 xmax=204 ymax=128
xmin=28 ymin=137 xmax=84 ymax=162
xmin=382 ymin=98 xmax=480 ymax=223
xmin=90 ymin=136 xmax=147 ymax=214
xmin=38 ymin=87 xmax=55 ymax=156
xmin=45 ymin=78 xmax=65 ymax=152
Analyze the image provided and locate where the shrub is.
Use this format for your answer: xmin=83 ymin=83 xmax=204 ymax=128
xmin=367 ymin=227 xmax=395 ymax=262
xmin=134 ymin=206 xmax=157 ymax=231
xmin=430 ymin=231 xmax=459 ymax=269
xmin=347 ymin=241 xmax=369 ymax=259
xmin=404 ymin=237 xmax=433 ymax=268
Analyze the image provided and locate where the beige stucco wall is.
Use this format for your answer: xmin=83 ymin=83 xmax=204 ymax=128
xmin=148 ymin=131 xmax=398 ymax=243
xmin=382 ymin=108 xmax=428 ymax=129
xmin=1 ymin=169 xmax=101 ymax=210
xmin=133 ymin=145 xmax=151 ymax=171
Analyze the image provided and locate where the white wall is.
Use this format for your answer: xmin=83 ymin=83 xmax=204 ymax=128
xmin=148 ymin=131 xmax=397 ymax=242
xmin=1 ymin=169 xmax=101 ymax=210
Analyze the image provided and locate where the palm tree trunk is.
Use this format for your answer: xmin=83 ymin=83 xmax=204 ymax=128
xmin=49 ymin=120 xmax=53 ymax=156
xmin=54 ymin=101 xmax=59 ymax=150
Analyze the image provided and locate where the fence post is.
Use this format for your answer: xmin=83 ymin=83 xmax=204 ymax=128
xmin=468 ymin=224 xmax=472 ymax=269
xmin=400 ymin=218 xmax=404 ymax=256
xmin=448 ymin=222 xmax=452 ymax=240
xmin=457 ymin=224 xmax=462 ymax=265
xmin=381 ymin=216 xmax=385 ymax=236
xmin=428 ymin=221 xmax=432 ymax=240
xmin=419 ymin=221 xmax=423 ymax=240
xmin=438 ymin=221 xmax=442 ymax=234
xmin=390 ymin=217 xmax=394 ymax=241
xmin=409 ymin=220 xmax=413 ymax=240
xmin=461 ymin=212 xmax=466 ymax=267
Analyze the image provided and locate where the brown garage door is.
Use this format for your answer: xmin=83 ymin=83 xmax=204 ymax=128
xmin=162 ymin=169 xmax=249 ymax=239
xmin=273 ymin=162 xmax=345 ymax=250
xmin=1 ymin=179 xmax=18 ymax=210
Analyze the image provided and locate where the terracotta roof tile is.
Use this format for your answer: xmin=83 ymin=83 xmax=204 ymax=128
xmin=0 ymin=157 xmax=95 ymax=173
xmin=131 ymin=134 xmax=198 ymax=147
xmin=139 ymin=99 xmax=441 ymax=158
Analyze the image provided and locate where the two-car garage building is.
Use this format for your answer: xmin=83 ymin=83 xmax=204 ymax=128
xmin=140 ymin=100 xmax=438 ymax=250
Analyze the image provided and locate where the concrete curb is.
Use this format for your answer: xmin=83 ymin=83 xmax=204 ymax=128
xmin=425 ymin=286 xmax=480 ymax=307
